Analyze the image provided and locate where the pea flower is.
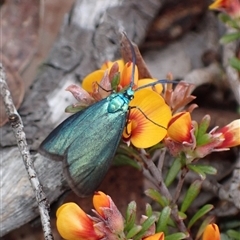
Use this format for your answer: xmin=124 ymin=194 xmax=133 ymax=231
xmin=82 ymin=60 xmax=138 ymax=99
xmin=213 ymin=119 xmax=240 ymax=148
xmin=56 ymin=191 xmax=125 ymax=240
xmin=202 ymin=224 xmax=220 ymax=240
xmin=92 ymin=191 xmax=124 ymax=237
xmin=66 ymin=59 xmax=172 ymax=148
xmin=123 ymin=89 xmax=171 ymax=148
xmin=165 ymin=113 xmax=240 ymax=161
xmin=56 ymin=202 xmax=102 ymax=240
xmin=167 ymin=112 xmax=193 ymax=143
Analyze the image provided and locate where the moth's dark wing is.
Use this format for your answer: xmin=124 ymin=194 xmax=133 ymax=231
xmin=63 ymin=105 xmax=127 ymax=197
xmin=39 ymin=99 xmax=108 ymax=160
xmin=39 ymin=97 xmax=127 ymax=197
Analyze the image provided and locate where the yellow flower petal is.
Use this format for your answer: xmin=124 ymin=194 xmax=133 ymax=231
xmin=127 ymin=89 xmax=172 ymax=148
xmin=56 ymin=202 xmax=99 ymax=240
xmin=202 ymin=224 xmax=220 ymax=240
xmin=144 ymin=232 xmax=164 ymax=240
xmin=209 ymin=0 xmax=224 ymax=9
xmin=93 ymin=191 xmax=110 ymax=216
xmin=82 ymin=69 xmax=105 ymax=93
xmin=167 ymin=112 xmax=192 ymax=143
xmin=137 ymin=78 xmax=163 ymax=94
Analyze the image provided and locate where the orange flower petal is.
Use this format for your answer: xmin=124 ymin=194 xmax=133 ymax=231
xmin=209 ymin=0 xmax=226 ymax=9
xmin=144 ymin=232 xmax=165 ymax=240
xmin=93 ymin=191 xmax=110 ymax=216
xmin=56 ymin=203 xmax=100 ymax=240
xmin=82 ymin=69 xmax=105 ymax=93
xmin=202 ymin=224 xmax=220 ymax=240
xmin=137 ymin=78 xmax=163 ymax=94
xmin=167 ymin=112 xmax=192 ymax=143
xmin=127 ymin=89 xmax=172 ymax=148
xmin=120 ymin=62 xmax=139 ymax=88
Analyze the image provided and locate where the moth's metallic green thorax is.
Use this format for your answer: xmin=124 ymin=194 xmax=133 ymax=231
xmin=107 ymin=88 xmax=134 ymax=113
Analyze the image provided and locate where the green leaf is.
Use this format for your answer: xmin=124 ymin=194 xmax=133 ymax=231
xmin=219 ymin=13 xmax=232 ymax=23
xmin=148 ymin=142 xmax=165 ymax=153
xmin=196 ymin=116 xmax=210 ymax=138
xmin=165 ymin=232 xmax=188 ymax=240
xmin=180 ymin=180 xmax=202 ymax=213
xmin=145 ymin=189 xmax=169 ymax=207
xmin=188 ymin=165 xmax=206 ymax=180
xmin=113 ymin=154 xmax=141 ymax=170
xmin=196 ymin=133 xmax=211 ymax=146
xmin=188 ymin=204 xmax=214 ymax=229
xmin=229 ymin=57 xmax=240 ymax=71
xmin=196 ymin=115 xmax=211 ymax=145
xmin=111 ymin=72 xmax=120 ymax=91
xmin=222 ymin=219 xmax=240 ymax=229
xmin=194 ymin=164 xmax=217 ymax=175
xmin=226 ymin=230 xmax=240 ymax=240
xmin=220 ymin=233 xmax=231 ymax=240
xmin=165 ymin=157 xmax=182 ymax=187
xmin=65 ymin=104 xmax=86 ymax=113
xmin=178 ymin=211 xmax=187 ymax=220
xmin=126 ymin=226 xmax=142 ymax=239
xmin=145 ymin=203 xmax=153 ymax=217
xmin=219 ymin=13 xmax=240 ymax=29
xmin=118 ymin=144 xmax=139 ymax=155
xmin=156 ymin=206 xmax=171 ymax=233
xmin=125 ymin=201 xmax=137 ymax=232
xmin=220 ymin=32 xmax=240 ymax=44
xmin=133 ymin=216 xmax=157 ymax=240
xmin=167 ymin=217 xmax=176 ymax=227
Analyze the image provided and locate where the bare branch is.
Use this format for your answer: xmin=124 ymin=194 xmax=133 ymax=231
xmin=0 ymin=63 xmax=53 ymax=240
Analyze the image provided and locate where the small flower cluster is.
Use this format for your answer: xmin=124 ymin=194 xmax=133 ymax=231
xmin=56 ymin=191 xmax=165 ymax=240
xmin=57 ymin=191 xmax=123 ymax=240
xmin=165 ymin=112 xmax=240 ymax=162
xmin=56 ymin=191 xmax=221 ymax=240
xmin=59 ymin=37 xmax=240 ymax=239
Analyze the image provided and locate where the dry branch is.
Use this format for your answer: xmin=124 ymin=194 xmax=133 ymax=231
xmin=0 ymin=64 xmax=53 ymax=239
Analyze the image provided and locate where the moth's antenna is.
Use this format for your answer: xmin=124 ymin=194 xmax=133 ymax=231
xmin=122 ymin=32 xmax=136 ymax=89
